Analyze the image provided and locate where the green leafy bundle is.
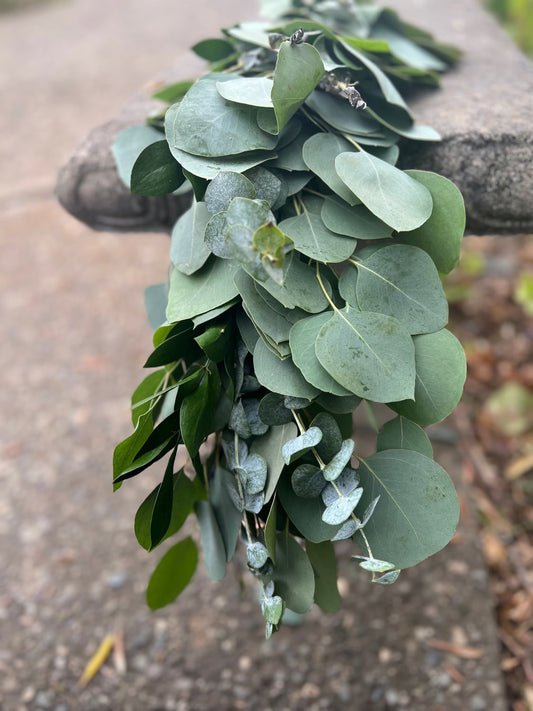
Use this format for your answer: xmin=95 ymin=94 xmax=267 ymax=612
xmin=112 ymin=0 xmax=467 ymax=637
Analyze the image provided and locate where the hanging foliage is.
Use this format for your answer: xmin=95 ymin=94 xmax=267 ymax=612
xmin=111 ymin=0 xmax=466 ymax=638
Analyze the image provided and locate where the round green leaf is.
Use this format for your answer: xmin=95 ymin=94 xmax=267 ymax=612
xmin=302 ymin=133 xmax=359 ymax=205
xmin=389 ymin=329 xmax=466 ymax=426
xmin=170 ymin=201 xmax=211 ymax=275
xmin=355 ymin=449 xmax=460 ymax=568
xmin=321 ymin=196 xmax=392 ymax=240
xmin=289 ymin=313 xmax=353 ymax=396
xmin=165 ymin=77 xmax=278 ymax=157
xmin=355 ymin=244 xmax=449 ymax=335
xmin=216 ymin=77 xmax=274 ymax=107
xmin=400 ymin=171 xmax=465 ymax=274
xmin=377 ymin=416 xmax=433 ymax=458
xmin=291 ymin=464 xmax=326 ymax=498
xmin=146 ymin=537 xmax=198 ymax=610
xmin=169 ymin=145 xmax=275 ymax=180
xmin=335 ymin=152 xmax=433 ymax=232
xmin=254 ymin=339 xmax=320 ymax=400
xmin=279 ymin=209 xmax=357 ymax=263
xmin=315 ymin=309 xmax=415 ymax=402
xmin=205 ymin=172 xmax=256 ymax=215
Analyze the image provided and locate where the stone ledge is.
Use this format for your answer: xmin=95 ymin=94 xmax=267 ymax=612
xmin=56 ymin=0 xmax=533 ymax=234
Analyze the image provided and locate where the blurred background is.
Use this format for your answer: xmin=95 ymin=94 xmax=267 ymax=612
xmin=0 ymin=1 xmax=532 ymax=710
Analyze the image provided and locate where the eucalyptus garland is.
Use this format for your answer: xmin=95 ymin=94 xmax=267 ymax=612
xmin=112 ymin=0 xmax=467 ymax=637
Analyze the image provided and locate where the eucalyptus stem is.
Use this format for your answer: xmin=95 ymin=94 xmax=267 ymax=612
xmin=234 ymin=431 xmax=254 ymax=545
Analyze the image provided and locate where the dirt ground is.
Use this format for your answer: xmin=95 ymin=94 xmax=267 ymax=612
xmin=0 ymin=1 xmax=521 ymax=710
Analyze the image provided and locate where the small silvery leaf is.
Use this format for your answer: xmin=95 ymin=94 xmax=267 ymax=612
xmin=281 ymin=426 xmax=322 ymax=465
xmin=373 ymin=569 xmax=401 ymax=585
xmin=264 ymin=580 xmax=275 ymax=598
xmin=247 ymin=541 xmax=269 ymax=569
xmin=265 ymin=621 xmax=274 ymax=640
xmin=331 ymin=518 xmax=358 ymax=541
xmin=229 ymin=400 xmax=252 ymax=439
xmin=244 ymin=490 xmax=265 ymax=514
xmin=268 ymin=32 xmax=285 ymax=49
xmin=321 ymin=487 xmax=363 ymax=525
xmin=321 ymin=468 xmax=359 ymax=506
xmin=353 ymin=556 xmax=396 ymax=573
xmin=242 ymin=398 xmax=269 ymax=436
xmin=261 ymin=595 xmax=284 ymax=624
xmin=360 ymin=495 xmax=381 ymax=528
xmin=322 ymin=439 xmax=355 ymax=482
xmin=241 ymin=453 xmax=268 ymax=495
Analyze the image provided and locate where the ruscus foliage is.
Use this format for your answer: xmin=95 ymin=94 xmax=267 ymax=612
xmin=111 ymin=0 xmax=467 ymax=637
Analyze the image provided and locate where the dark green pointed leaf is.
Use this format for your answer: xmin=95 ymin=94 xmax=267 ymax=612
xmin=144 ymin=322 xmax=196 ymax=368
xmin=279 ymin=208 xmax=357 ymax=263
xmin=113 ymin=411 xmax=154 ymax=488
xmin=195 ymin=500 xmax=227 ymax=581
xmin=289 ymin=312 xmax=353 ymax=396
xmin=167 ymin=258 xmax=240 ymax=323
xmin=315 ymin=309 xmax=415 ymax=402
xmin=195 ymin=323 xmax=232 ymax=363
xmin=165 ymin=77 xmax=277 ymax=157
xmin=131 ymin=370 xmax=166 ymax=426
xmin=321 ymin=196 xmax=392 ymax=240
xmin=149 ymin=448 xmax=178 ymax=548
xmin=400 ymin=171 xmax=465 ymax=274
xmin=355 ymin=449 xmax=460 ymax=568
xmin=335 ymin=152 xmax=433 ymax=232
xmin=306 ymin=540 xmax=341 ymax=613
xmin=282 ymin=426 xmax=323 ymax=465
xmin=254 ymin=339 xmax=320 ymax=400
xmin=271 ymin=41 xmax=325 ymax=132
xmin=192 ymin=38 xmax=234 ymax=61
xmin=355 ymin=244 xmax=448 ymax=334
xmin=180 ymin=368 xmax=220 ymax=458
xmin=272 ymin=532 xmax=315 ymax=613
xmin=130 ymin=140 xmax=184 ymax=196
xmin=152 ymin=80 xmax=193 ymax=103
xmin=134 ymin=468 xmax=195 ymax=551
xmin=377 ymin=416 xmax=433 ymax=458
xmin=146 ymin=537 xmax=198 ymax=610
xmin=389 ymin=329 xmax=466 ymax=426
xmin=302 ymin=133 xmax=360 ymax=205
xmin=291 ymin=463 xmax=326 ymax=498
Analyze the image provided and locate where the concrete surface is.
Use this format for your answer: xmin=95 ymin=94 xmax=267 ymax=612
xmin=0 ymin=1 xmax=509 ymax=710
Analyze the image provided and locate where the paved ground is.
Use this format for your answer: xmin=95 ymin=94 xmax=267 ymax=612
xmin=0 ymin=1 xmax=509 ymax=710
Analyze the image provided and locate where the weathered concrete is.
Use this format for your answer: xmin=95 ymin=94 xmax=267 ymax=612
xmin=55 ymin=0 xmax=533 ymax=235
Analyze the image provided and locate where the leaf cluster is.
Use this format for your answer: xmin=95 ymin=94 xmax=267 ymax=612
xmin=111 ymin=0 xmax=466 ymax=637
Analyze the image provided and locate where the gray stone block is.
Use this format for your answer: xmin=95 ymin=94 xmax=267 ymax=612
xmin=55 ymin=0 xmax=533 ymax=235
